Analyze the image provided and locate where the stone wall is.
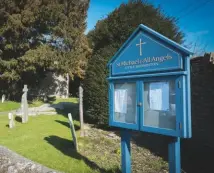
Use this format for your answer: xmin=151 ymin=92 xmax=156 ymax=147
xmin=181 ymin=53 xmax=214 ymax=173
xmin=32 ymin=72 xmax=69 ymax=98
xmin=191 ymin=53 xmax=214 ymax=148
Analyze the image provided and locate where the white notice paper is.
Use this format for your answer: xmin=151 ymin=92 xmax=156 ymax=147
xmin=114 ymin=89 xmax=128 ymax=113
xmin=149 ymin=82 xmax=169 ymax=111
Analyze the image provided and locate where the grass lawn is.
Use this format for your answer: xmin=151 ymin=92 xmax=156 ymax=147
xmin=0 ymin=97 xmax=168 ymax=173
xmin=52 ymin=97 xmax=78 ymax=104
xmin=0 ymin=114 xmax=115 ymax=173
xmin=0 ymin=113 xmax=168 ymax=173
xmin=0 ymin=101 xmax=20 ymax=112
xmin=0 ymin=100 xmax=45 ymax=112
xmin=0 ymin=96 xmax=120 ymax=173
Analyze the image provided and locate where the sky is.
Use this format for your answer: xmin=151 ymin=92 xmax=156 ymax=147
xmin=86 ymin=0 xmax=214 ymax=54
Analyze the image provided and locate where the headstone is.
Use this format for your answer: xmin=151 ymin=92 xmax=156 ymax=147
xmin=8 ymin=113 xmax=15 ymax=128
xmin=21 ymin=85 xmax=29 ymax=123
xmin=2 ymin=94 xmax=5 ymax=103
xmin=68 ymin=113 xmax=78 ymax=151
xmin=79 ymin=85 xmax=84 ymax=137
xmin=66 ymin=73 xmax=69 ymax=98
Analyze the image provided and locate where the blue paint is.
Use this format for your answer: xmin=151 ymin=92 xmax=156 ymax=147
xmin=121 ymin=130 xmax=131 ymax=173
xmin=109 ymin=81 xmax=140 ymax=130
xmin=138 ymin=81 xmax=143 ymax=132
xmin=109 ymin=75 xmax=190 ymax=138
xmin=139 ymin=75 xmax=183 ymax=137
xmin=181 ymin=75 xmax=187 ymax=137
xmin=108 ymin=71 xmax=187 ymax=80
xmin=185 ymin=57 xmax=192 ymax=138
xmin=168 ymin=137 xmax=181 ymax=173
xmin=107 ymin=24 xmax=192 ymax=173
xmin=111 ymin=30 xmax=183 ymax=75
xmin=108 ymin=24 xmax=192 ymax=138
xmin=107 ymin=24 xmax=192 ymax=67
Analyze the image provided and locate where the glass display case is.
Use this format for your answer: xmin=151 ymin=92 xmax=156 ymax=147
xmin=143 ymin=80 xmax=176 ymax=130
xmin=114 ymin=83 xmax=137 ymax=124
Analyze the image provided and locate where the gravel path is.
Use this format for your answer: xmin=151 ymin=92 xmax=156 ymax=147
xmin=0 ymin=102 xmax=74 ymax=116
xmin=0 ymin=145 xmax=61 ymax=173
xmin=0 ymin=110 xmax=16 ymax=115
xmin=0 ymin=103 xmax=60 ymax=116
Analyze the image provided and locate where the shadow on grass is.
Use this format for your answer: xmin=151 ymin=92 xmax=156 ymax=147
xmin=131 ymin=132 xmax=169 ymax=159
xmin=15 ymin=116 xmax=22 ymax=122
xmin=131 ymin=131 xmax=214 ymax=173
xmin=54 ymin=102 xmax=79 ymax=120
xmin=44 ymin=135 xmax=120 ymax=173
xmin=50 ymin=99 xmax=213 ymax=173
xmin=28 ymin=95 xmax=56 ymax=104
xmin=89 ymin=122 xmax=214 ymax=173
xmin=91 ymin=124 xmax=120 ymax=132
xmin=54 ymin=120 xmax=80 ymax=131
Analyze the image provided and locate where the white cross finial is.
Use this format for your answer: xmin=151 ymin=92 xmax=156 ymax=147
xmin=136 ymin=38 xmax=146 ymax=56
xmin=23 ymin=85 xmax=28 ymax=92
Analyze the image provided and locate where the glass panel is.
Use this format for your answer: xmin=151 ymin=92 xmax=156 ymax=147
xmin=114 ymin=83 xmax=136 ymax=124
xmin=144 ymin=80 xmax=176 ymax=130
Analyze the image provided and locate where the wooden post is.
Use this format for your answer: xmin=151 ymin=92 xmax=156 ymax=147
xmin=68 ymin=113 xmax=78 ymax=151
xmin=121 ymin=130 xmax=131 ymax=173
xmin=79 ymin=85 xmax=84 ymax=137
xmin=168 ymin=137 xmax=181 ymax=173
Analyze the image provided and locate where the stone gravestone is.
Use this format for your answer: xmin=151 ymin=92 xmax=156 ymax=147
xmin=8 ymin=112 xmax=15 ymax=128
xmin=2 ymin=94 xmax=5 ymax=103
xmin=21 ymin=85 xmax=29 ymax=123
xmin=68 ymin=113 xmax=78 ymax=151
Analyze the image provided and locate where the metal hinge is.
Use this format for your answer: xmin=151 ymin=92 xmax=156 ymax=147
xmin=179 ymin=122 xmax=182 ymax=129
xmin=137 ymin=102 xmax=142 ymax=107
xmin=178 ymin=81 xmax=181 ymax=88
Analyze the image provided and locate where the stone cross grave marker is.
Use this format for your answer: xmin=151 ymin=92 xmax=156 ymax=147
xmin=2 ymin=94 xmax=5 ymax=103
xmin=8 ymin=112 xmax=15 ymax=128
xmin=21 ymin=85 xmax=29 ymax=123
xmin=68 ymin=113 xmax=78 ymax=151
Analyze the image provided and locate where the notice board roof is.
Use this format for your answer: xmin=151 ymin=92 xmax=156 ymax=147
xmin=108 ymin=24 xmax=193 ymax=67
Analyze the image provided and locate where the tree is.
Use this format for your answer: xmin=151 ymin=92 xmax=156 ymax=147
xmin=0 ymin=0 xmax=91 ymax=99
xmin=84 ymin=0 xmax=184 ymax=125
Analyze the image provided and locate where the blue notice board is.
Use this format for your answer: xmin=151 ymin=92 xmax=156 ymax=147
xmin=107 ymin=24 xmax=192 ymax=138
